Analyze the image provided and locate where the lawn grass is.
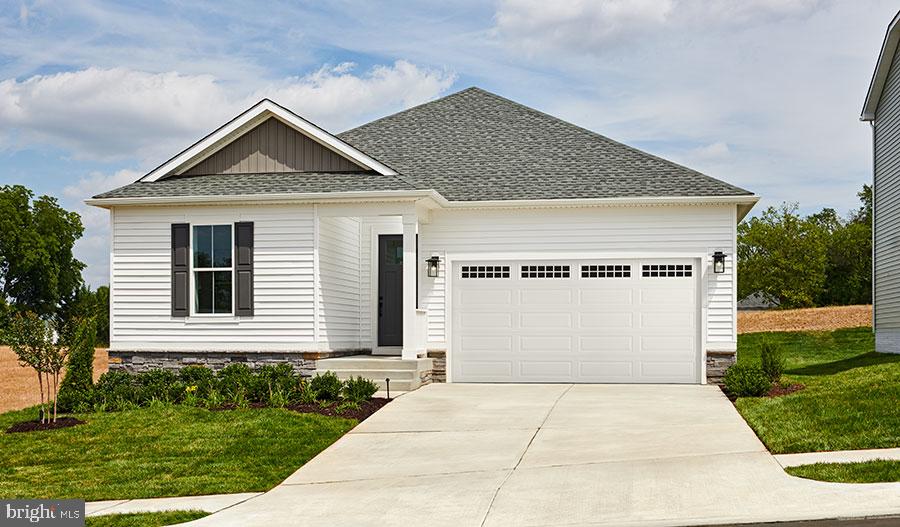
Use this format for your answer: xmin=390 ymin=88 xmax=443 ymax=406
xmin=734 ymin=327 xmax=900 ymax=454
xmin=86 ymin=510 xmax=208 ymax=527
xmin=785 ymin=460 xmax=900 ymax=483
xmin=0 ymin=404 xmax=355 ymax=500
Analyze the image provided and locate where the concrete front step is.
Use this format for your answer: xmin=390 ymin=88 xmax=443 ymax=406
xmin=315 ymin=355 xmax=433 ymax=392
xmin=316 ymin=357 xmax=419 ymax=370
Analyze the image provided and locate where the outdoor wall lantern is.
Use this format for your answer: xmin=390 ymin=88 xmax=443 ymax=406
xmin=712 ymin=251 xmax=727 ymax=274
xmin=426 ymin=256 xmax=441 ymax=278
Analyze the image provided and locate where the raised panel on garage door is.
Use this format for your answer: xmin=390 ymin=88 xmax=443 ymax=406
xmin=451 ymin=259 xmax=700 ymax=384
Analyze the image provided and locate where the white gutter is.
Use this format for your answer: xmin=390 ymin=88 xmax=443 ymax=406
xmin=86 ymin=190 xmax=759 ymax=220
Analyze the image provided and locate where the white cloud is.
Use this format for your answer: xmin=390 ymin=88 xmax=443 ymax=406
xmin=0 ymin=61 xmax=456 ymax=165
xmin=493 ymin=0 xmax=826 ymax=55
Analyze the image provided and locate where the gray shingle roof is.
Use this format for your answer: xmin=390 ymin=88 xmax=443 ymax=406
xmin=93 ymin=87 xmax=752 ymax=201
xmin=93 ymin=172 xmax=416 ymax=199
xmin=338 ymin=87 xmax=752 ymax=201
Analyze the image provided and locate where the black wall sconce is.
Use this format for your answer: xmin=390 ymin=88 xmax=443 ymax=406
xmin=712 ymin=251 xmax=726 ymax=274
xmin=425 ymin=255 xmax=440 ymax=278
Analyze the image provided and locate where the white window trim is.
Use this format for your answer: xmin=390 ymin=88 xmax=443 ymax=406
xmin=190 ymin=224 xmax=235 ymax=317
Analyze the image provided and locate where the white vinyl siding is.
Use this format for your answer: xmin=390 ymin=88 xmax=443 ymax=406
xmin=110 ymin=204 xmax=316 ymax=351
xmin=874 ymin=43 xmax=900 ymax=331
xmin=419 ymin=205 xmax=737 ymax=351
xmin=317 ymin=216 xmax=362 ymax=349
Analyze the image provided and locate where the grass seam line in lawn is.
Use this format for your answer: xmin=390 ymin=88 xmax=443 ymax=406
xmin=87 ymin=492 xmax=264 ymax=517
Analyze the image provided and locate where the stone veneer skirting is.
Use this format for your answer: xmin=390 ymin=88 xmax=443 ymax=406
xmin=110 ymin=348 xmax=731 ymax=385
xmin=427 ymin=350 xmax=446 ymax=383
xmin=109 ymin=350 xmax=362 ymax=377
xmin=706 ymin=350 xmax=736 ymax=385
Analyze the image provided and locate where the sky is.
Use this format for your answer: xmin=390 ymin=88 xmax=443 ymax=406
xmin=0 ymin=0 xmax=896 ymax=287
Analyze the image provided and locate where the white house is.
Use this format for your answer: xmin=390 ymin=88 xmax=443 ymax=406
xmin=862 ymin=11 xmax=900 ymax=354
xmin=87 ymin=88 xmax=758 ymax=388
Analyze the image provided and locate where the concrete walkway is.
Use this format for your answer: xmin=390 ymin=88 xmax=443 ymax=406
xmin=776 ymin=447 xmax=900 ymax=468
xmin=181 ymin=384 xmax=900 ymax=526
xmin=86 ymin=492 xmax=261 ymax=517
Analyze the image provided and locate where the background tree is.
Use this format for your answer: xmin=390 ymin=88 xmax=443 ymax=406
xmin=738 ymin=203 xmax=828 ymax=308
xmin=59 ymin=285 xmax=109 ymax=346
xmin=0 ymin=185 xmax=85 ymax=330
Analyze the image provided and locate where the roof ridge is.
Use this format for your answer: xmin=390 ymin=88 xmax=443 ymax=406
xmin=338 ymin=86 xmax=478 ymax=137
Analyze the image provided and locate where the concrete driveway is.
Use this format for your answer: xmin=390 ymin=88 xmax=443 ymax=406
xmin=186 ymin=384 xmax=900 ymax=526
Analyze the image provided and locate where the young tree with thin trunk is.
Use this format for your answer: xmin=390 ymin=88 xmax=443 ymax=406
xmin=4 ymin=312 xmax=53 ymax=423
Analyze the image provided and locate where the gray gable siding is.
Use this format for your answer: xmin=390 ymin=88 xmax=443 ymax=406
xmin=184 ymin=117 xmax=365 ymax=175
xmin=874 ymin=43 xmax=900 ymax=329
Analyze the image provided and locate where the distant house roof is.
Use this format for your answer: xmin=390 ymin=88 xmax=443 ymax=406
xmin=92 ymin=87 xmax=754 ymax=206
xmin=862 ymin=10 xmax=900 ymax=121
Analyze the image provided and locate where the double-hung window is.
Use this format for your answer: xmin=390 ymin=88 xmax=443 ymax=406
xmin=193 ymin=225 xmax=232 ymax=314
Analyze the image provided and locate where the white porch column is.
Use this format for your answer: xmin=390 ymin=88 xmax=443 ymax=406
xmin=401 ymin=213 xmax=419 ymax=360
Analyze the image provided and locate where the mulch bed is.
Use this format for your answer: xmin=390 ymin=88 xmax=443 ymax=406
xmin=286 ymin=398 xmax=390 ymax=421
xmin=6 ymin=417 xmax=86 ymax=434
xmin=768 ymin=383 xmax=805 ymax=397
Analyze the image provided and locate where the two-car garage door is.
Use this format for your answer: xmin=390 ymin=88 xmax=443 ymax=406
xmin=451 ymin=259 xmax=700 ymax=384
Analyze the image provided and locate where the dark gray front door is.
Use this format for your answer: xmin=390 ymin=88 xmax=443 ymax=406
xmin=378 ymin=235 xmax=403 ymax=346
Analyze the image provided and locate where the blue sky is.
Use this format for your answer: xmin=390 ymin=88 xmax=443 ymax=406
xmin=0 ymin=0 xmax=896 ymax=286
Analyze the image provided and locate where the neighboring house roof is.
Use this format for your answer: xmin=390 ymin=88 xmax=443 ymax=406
xmin=339 ymin=87 xmax=752 ymax=202
xmin=862 ymin=10 xmax=900 ymax=121
xmin=92 ymin=87 xmax=754 ymax=207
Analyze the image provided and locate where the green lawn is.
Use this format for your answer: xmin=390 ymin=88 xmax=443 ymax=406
xmin=0 ymin=405 xmax=355 ymax=501
xmin=785 ymin=460 xmax=900 ymax=483
xmin=86 ymin=510 xmax=208 ymax=527
xmin=735 ymin=327 xmax=900 ymax=454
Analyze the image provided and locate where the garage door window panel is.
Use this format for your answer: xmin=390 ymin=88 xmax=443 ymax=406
xmin=522 ymin=265 xmax=570 ymax=278
xmin=641 ymin=264 xmax=692 ymax=277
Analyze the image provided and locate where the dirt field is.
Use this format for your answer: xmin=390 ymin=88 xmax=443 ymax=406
xmin=0 ymin=346 xmax=108 ymax=413
xmin=738 ymin=305 xmax=872 ymax=334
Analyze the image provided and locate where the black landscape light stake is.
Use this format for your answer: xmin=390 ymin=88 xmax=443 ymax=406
xmin=713 ymin=251 xmax=726 ymax=274
xmin=385 ymin=378 xmax=390 ymax=400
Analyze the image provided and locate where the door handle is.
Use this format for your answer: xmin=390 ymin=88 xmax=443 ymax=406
xmin=379 ymin=296 xmax=384 ymax=317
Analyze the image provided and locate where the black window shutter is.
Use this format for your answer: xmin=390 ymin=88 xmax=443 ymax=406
xmin=171 ymin=223 xmax=190 ymax=317
xmin=234 ymin=222 xmax=254 ymax=316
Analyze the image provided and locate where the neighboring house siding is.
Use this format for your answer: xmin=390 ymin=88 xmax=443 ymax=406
xmin=874 ymin=43 xmax=900 ymax=333
xmin=418 ymin=205 xmax=737 ymax=351
xmin=317 ymin=215 xmax=362 ymax=349
xmin=110 ymin=204 xmax=317 ymax=351
xmin=184 ymin=117 xmax=364 ymax=175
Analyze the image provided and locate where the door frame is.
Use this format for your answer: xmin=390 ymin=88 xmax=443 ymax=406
xmin=444 ymin=252 xmax=708 ymax=384
xmin=370 ymin=225 xmax=403 ymax=355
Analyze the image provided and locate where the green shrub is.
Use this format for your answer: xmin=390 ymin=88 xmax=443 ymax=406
xmin=94 ymin=370 xmax=137 ymax=410
xmin=294 ymin=378 xmax=317 ymax=404
xmin=57 ymin=318 xmax=97 ymax=412
xmin=724 ymin=364 xmax=772 ymax=397
xmin=135 ymin=369 xmax=182 ymax=404
xmin=254 ymin=364 xmax=296 ymax=402
xmin=335 ymin=400 xmax=360 ymax=414
xmin=342 ymin=376 xmax=378 ymax=403
xmin=178 ymin=366 xmax=217 ymax=397
xmin=217 ymin=363 xmax=254 ymax=402
xmin=310 ymin=371 xmax=343 ymax=401
xmin=759 ymin=341 xmax=785 ymax=382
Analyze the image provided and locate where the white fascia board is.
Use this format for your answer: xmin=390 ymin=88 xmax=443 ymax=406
xmin=87 ymin=190 xmax=759 ymax=223
xmin=85 ymin=190 xmax=442 ymax=208
xmin=139 ymin=99 xmax=397 ymax=182
xmin=441 ymin=194 xmax=760 ymax=220
xmin=862 ymin=10 xmax=900 ymax=121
